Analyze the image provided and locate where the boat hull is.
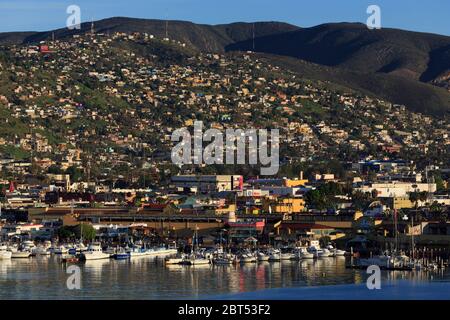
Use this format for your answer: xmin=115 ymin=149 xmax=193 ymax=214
xmin=114 ymin=253 xmax=130 ymax=260
xmin=0 ymin=251 xmax=12 ymax=259
xmin=11 ymin=252 xmax=31 ymax=258
xmin=81 ymin=253 xmax=110 ymax=260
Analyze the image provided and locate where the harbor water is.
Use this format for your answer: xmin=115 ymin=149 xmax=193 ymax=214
xmin=0 ymin=256 xmax=449 ymax=299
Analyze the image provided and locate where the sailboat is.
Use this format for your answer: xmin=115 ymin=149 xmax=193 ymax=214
xmin=182 ymin=227 xmax=210 ymax=265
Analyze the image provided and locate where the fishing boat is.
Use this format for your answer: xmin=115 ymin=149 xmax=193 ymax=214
xmin=0 ymin=245 xmax=12 ymax=259
xmin=80 ymin=243 xmax=110 ymax=261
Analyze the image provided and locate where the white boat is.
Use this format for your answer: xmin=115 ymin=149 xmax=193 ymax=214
xmin=212 ymin=256 xmax=233 ymax=265
xmin=326 ymin=245 xmax=346 ymax=256
xmin=105 ymin=246 xmax=117 ymax=256
xmin=290 ymin=250 xmax=302 ymax=260
xmin=32 ymin=246 xmax=51 ymax=256
xmin=300 ymin=247 xmax=314 ymax=259
xmin=128 ymin=246 xmax=148 ymax=257
xmin=182 ymin=252 xmax=210 ymax=265
xmin=0 ymin=245 xmax=12 ymax=259
xmin=183 ymin=257 xmax=210 ymax=265
xmin=22 ymin=240 xmax=36 ymax=251
xmin=165 ymin=254 xmax=185 ymax=265
xmin=240 ymin=253 xmax=257 ymax=263
xmin=11 ymin=250 xmax=31 ymax=258
xmin=357 ymin=255 xmax=391 ymax=268
xmin=76 ymin=242 xmax=87 ymax=252
xmin=257 ymin=252 xmax=270 ymax=261
xmin=53 ymin=245 xmax=69 ymax=255
xmin=7 ymin=245 xmax=18 ymax=253
xmin=307 ymin=242 xmax=330 ymax=258
xmin=268 ymin=250 xmax=281 ymax=261
xmin=145 ymin=247 xmax=178 ymax=257
xmin=68 ymin=242 xmax=86 ymax=254
xmin=280 ymin=252 xmax=294 ymax=260
xmin=318 ymin=248 xmax=332 ymax=258
xmin=80 ymin=243 xmax=110 ymax=260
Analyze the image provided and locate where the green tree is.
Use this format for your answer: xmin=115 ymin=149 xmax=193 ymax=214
xmin=74 ymin=224 xmax=96 ymax=241
xmin=66 ymin=166 xmax=84 ymax=182
xmin=57 ymin=226 xmax=75 ymax=240
xmin=305 ymin=189 xmax=326 ymax=210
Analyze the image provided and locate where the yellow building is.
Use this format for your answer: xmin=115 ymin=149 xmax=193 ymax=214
xmin=263 ymin=197 xmax=305 ymax=214
xmin=284 ymin=179 xmax=308 ymax=187
xmin=283 ymin=171 xmax=308 ymax=187
xmin=385 ymin=197 xmax=415 ymax=209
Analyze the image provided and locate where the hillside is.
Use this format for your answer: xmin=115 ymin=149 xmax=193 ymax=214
xmin=0 ymin=33 xmax=447 ymax=176
xmin=1 ymin=17 xmax=449 ymax=115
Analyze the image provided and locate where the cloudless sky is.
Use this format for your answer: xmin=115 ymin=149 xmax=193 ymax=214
xmin=0 ymin=0 xmax=449 ymax=35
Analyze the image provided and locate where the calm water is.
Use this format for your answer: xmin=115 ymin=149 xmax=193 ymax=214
xmin=0 ymin=256 xmax=448 ymax=299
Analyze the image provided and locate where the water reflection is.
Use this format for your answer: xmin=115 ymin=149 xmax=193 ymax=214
xmin=0 ymin=257 xmax=448 ymax=299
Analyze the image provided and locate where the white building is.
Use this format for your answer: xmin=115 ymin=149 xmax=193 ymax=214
xmin=356 ymin=182 xmax=436 ymax=198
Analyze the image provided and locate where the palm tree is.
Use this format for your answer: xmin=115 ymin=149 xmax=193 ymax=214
xmin=409 ymin=191 xmax=420 ymax=209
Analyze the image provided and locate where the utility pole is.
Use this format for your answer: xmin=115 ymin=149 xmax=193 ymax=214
xmin=165 ymin=20 xmax=168 ymax=39
xmin=252 ymin=22 xmax=255 ymax=51
xmin=91 ymin=18 xmax=95 ymax=37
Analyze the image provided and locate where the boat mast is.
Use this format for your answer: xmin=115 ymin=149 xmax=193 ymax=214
xmin=393 ymin=208 xmax=398 ymax=255
xmin=411 ymin=215 xmax=415 ymax=260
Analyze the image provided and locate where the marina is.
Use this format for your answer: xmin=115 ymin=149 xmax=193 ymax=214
xmin=0 ymin=250 xmax=448 ymax=300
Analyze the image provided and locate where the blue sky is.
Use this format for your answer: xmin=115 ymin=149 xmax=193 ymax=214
xmin=0 ymin=0 xmax=449 ymax=35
